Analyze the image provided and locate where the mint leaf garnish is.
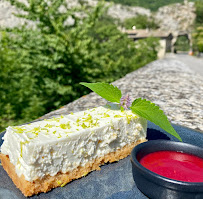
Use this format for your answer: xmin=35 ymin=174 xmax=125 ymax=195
xmin=80 ymin=82 xmax=182 ymax=141
xmin=130 ymin=98 xmax=182 ymax=141
xmin=80 ymin=82 xmax=122 ymax=103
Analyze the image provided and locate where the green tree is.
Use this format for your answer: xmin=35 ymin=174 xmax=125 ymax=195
xmin=193 ymin=27 xmax=203 ymax=52
xmin=0 ymin=0 xmax=159 ymax=132
xmin=134 ymin=37 xmax=160 ymax=66
xmin=192 ymin=0 xmax=203 ymax=53
xmin=195 ymin=0 xmax=203 ymax=25
xmin=174 ymin=36 xmax=190 ymax=51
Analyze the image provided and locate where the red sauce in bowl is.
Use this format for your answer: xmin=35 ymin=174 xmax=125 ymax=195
xmin=139 ymin=151 xmax=203 ymax=182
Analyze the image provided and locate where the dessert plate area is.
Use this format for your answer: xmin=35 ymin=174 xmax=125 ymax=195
xmin=0 ymin=122 xmax=203 ymax=199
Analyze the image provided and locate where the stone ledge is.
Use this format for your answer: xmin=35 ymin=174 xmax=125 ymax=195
xmin=40 ymin=57 xmax=203 ymax=132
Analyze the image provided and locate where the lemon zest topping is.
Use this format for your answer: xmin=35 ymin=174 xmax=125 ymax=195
xmin=81 ymin=123 xmax=88 ymax=129
xmin=83 ymin=172 xmax=88 ymax=176
xmin=61 ymin=182 xmax=68 ymax=187
xmin=45 ymin=117 xmax=60 ymax=122
xmin=13 ymin=127 xmax=25 ymax=134
xmin=56 ymin=180 xmax=62 ymax=185
xmin=125 ymin=114 xmax=137 ymax=124
xmin=76 ymin=118 xmax=81 ymax=126
xmin=65 ymin=131 xmax=72 ymax=134
xmin=66 ymin=122 xmax=71 ymax=129
xmin=76 ymin=114 xmax=99 ymax=129
xmin=83 ymin=114 xmax=92 ymax=122
xmin=60 ymin=122 xmax=71 ymax=129
xmin=60 ymin=124 xmax=67 ymax=129
xmin=114 ymin=115 xmax=122 ymax=118
xmin=102 ymin=113 xmax=110 ymax=118
xmin=33 ymin=127 xmax=40 ymax=131
xmin=126 ymin=116 xmax=131 ymax=124
xmin=41 ymin=128 xmax=48 ymax=131
xmin=20 ymin=140 xmax=30 ymax=157
xmin=45 ymin=124 xmax=54 ymax=128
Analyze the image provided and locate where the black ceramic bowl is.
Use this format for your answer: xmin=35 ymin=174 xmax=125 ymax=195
xmin=131 ymin=140 xmax=203 ymax=199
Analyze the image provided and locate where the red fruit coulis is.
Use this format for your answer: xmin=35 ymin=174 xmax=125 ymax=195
xmin=139 ymin=151 xmax=203 ymax=182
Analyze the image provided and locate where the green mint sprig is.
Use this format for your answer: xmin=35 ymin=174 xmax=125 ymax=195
xmin=80 ymin=82 xmax=122 ymax=103
xmin=80 ymin=82 xmax=182 ymax=141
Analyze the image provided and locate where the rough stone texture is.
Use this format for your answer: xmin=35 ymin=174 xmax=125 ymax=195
xmin=0 ymin=0 xmax=196 ymax=48
xmin=0 ymin=0 xmax=34 ymax=28
xmin=155 ymin=0 xmax=196 ymax=33
xmin=39 ymin=56 xmax=203 ymax=132
xmin=1 ymin=0 xmax=195 ymax=32
xmin=0 ymin=0 xmax=150 ymax=28
xmin=107 ymin=4 xmax=150 ymax=22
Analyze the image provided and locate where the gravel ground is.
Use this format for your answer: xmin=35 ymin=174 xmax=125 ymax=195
xmin=39 ymin=56 xmax=203 ymax=132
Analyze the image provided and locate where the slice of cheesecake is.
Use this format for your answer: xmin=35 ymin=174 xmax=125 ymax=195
xmin=0 ymin=104 xmax=147 ymax=197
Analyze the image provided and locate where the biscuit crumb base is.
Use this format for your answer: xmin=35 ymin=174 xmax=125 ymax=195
xmin=0 ymin=138 xmax=146 ymax=197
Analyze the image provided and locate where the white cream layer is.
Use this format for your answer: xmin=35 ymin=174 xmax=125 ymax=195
xmin=1 ymin=104 xmax=147 ymax=182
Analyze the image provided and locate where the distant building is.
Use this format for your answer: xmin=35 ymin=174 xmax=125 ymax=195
xmin=124 ymin=29 xmax=173 ymax=58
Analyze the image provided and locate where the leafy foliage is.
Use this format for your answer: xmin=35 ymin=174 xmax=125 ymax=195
xmin=193 ymin=27 xmax=203 ymax=52
xmin=130 ymin=98 xmax=182 ymax=141
xmin=195 ymin=0 xmax=203 ymax=25
xmin=80 ymin=82 xmax=121 ymax=103
xmin=192 ymin=0 xmax=203 ymax=53
xmin=123 ymin=15 xmax=159 ymax=30
xmin=174 ymin=36 xmax=190 ymax=51
xmin=0 ymin=0 xmax=159 ymax=132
